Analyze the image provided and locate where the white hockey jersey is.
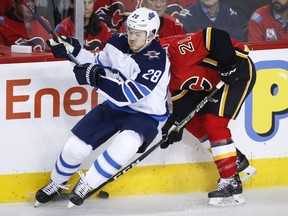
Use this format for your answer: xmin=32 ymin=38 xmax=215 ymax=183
xmin=76 ymin=34 xmax=171 ymax=121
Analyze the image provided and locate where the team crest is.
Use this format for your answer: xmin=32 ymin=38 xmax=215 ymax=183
xmin=143 ymin=50 xmax=160 ymax=59
xmin=16 ymin=37 xmax=46 ymax=52
xmin=96 ymin=2 xmax=125 ymax=30
xmin=148 ymin=12 xmax=155 ymax=20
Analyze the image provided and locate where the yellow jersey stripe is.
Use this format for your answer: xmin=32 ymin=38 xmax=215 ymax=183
xmin=219 ymin=84 xmax=229 ymax=116
xmin=231 ymin=59 xmax=253 ymax=119
xmin=213 ymin=151 xmax=237 ymax=161
xmin=171 ymin=90 xmax=189 ymax=101
xmin=205 ymin=27 xmax=212 ymax=51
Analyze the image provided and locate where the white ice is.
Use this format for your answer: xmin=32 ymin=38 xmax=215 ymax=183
xmin=0 ymin=186 xmax=287 ymax=216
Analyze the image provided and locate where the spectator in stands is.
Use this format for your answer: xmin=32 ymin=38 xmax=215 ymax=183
xmin=119 ymin=0 xmax=185 ymax=37
xmin=54 ymin=0 xmax=112 ymax=52
xmin=219 ymin=0 xmax=267 ymax=41
xmin=177 ymin=0 xmax=245 ymax=41
xmin=248 ymin=0 xmax=288 ymax=41
xmin=0 ymin=0 xmax=52 ymax=52
xmin=0 ymin=0 xmax=13 ymax=16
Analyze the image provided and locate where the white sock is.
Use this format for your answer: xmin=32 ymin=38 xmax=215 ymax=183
xmin=51 ymin=135 xmax=92 ymax=184
xmin=85 ymin=130 xmax=143 ymax=188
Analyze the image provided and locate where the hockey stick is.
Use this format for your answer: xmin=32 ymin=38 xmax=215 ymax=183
xmin=21 ymin=0 xmax=80 ymax=65
xmin=81 ymin=80 xmax=225 ymax=199
xmin=52 ymin=80 xmax=225 ymax=202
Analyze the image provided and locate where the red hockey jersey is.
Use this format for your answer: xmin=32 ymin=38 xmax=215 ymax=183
xmin=158 ymin=13 xmax=185 ymax=38
xmin=159 ymin=27 xmax=249 ymax=94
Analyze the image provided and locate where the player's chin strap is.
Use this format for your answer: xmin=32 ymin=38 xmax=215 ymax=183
xmin=81 ymin=80 xmax=225 ymax=201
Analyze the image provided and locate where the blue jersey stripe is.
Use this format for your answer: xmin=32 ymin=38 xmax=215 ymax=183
xmin=123 ymin=84 xmax=137 ymax=103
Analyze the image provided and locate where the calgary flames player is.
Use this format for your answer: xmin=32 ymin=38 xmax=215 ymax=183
xmin=159 ymin=27 xmax=257 ymax=206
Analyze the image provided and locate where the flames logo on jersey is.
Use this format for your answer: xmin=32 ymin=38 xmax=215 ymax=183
xmin=178 ymin=8 xmax=191 ymax=17
xmin=15 ymin=37 xmax=46 ymax=52
xmin=96 ymin=2 xmax=125 ymax=30
xmin=143 ymin=51 xmax=160 ymax=59
xmin=165 ymin=4 xmax=184 ymax=17
xmin=181 ymin=77 xmax=213 ymax=91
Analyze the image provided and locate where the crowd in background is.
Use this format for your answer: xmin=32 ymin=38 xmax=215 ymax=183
xmin=0 ymin=0 xmax=288 ymax=53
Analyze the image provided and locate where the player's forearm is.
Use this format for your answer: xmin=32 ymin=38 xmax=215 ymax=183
xmin=76 ymin=48 xmax=96 ymax=64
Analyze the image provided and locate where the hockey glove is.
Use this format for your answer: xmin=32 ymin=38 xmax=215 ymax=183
xmin=161 ymin=116 xmax=183 ymax=149
xmin=218 ymin=60 xmax=239 ymax=85
xmin=73 ymin=63 xmax=105 ymax=87
xmin=217 ymin=62 xmax=239 ymax=85
xmin=47 ymin=36 xmax=81 ymax=59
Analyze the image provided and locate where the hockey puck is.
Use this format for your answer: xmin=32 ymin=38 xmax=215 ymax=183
xmin=98 ymin=190 xmax=109 ymax=199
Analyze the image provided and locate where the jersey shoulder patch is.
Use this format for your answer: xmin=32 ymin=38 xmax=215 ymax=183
xmin=251 ymin=12 xmax=263 ymax=23
xmin=0 ymin=16 xmax=6 ymax=24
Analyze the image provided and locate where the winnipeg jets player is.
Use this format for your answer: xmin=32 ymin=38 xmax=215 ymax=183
xmin=35 ymin=7 xmax=170 ymax=207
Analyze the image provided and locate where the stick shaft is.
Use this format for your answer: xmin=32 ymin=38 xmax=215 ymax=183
xmin=22 ymin=0 xmax=80 ymax=64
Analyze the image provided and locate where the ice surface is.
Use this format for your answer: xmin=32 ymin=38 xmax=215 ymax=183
xmin=0 ymin=187 xmax=287 ymax=216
